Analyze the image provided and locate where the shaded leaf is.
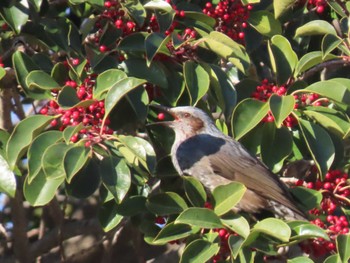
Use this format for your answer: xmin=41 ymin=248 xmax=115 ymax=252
xmin=64 ymin=146 xmax=91 ymax=183
xmin=153 ymin=223 xmax=195 ymax=245
xmin=147 ymin=192 xmax=188 ymax=215
xmin=183 ymin=176 xmax=207 ymax=207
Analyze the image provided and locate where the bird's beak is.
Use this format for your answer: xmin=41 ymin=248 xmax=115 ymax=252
xmin=147 ymin=104 xmax=176 ymax=127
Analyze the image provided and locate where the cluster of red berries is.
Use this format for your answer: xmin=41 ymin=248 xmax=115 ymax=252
xmin=202 ymin=0 xmax=252 ymax=42
xmin=251 ymin=79 xmax=298 ymax=127
xmin=307 ymin=0 xmax=327 ymax=14
xmin=296 ymin=170 xmax=350 ymax=257
xmin=294 ymin=92 xmax=329 ymax=108
xmin=212 ymin=228 xmax=234 ymax=263
xmin=39 ymin=59 xmax=113 ymax=147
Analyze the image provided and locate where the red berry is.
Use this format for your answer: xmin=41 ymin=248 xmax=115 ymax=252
xmin=157 ymin=113 xmax=165 ymax=120
xmin=99 ymin=45 xmax=108 ymax=52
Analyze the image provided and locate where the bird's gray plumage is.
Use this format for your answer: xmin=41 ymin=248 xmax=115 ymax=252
xmin=152 ymin=105 xmax=306 ymax=220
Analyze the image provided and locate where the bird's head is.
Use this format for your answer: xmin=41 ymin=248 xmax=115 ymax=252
xmin=149 ymin=105 xmax=216 ymax=139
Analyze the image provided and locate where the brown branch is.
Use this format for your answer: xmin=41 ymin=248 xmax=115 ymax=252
xmin=298 ymin=58 xmax=350 ymax=80
xmin=9 ymin=191 xmax=30 ymax=263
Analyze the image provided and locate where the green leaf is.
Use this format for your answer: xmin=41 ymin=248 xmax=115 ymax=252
xmin=213 ymin=182 xmax=246 ymax=216
xmin=295 ymin=51 xmax=337 ymax=76
xmin=322 ymin=34 xmax=343 ymax=59
xmin=146 ymin=192 xmax=188 ymax=215
xmin=269 ymin=94 xmax=295 ymax=128
xmin=103 ymin=77 xmax=147 ymax=123
xmin=199 ymin=31 xmax=250 ymax=74
xmin=0 ymin=154 xmax=16 ymax=197
xmin=26 ymin=70 xmax=60 ymax=90
xmin=231 ymin=98 xmax=269 ymax=140
xmin=289 ymin=187 xmax=322 ymax=211
xmin=64 ymin=146 xmax=91 ymax=183
xmin=94 ymin=69 xmax=127 ymax=100
xmin=295 ymin=20 xmax=337 ymax=37
xmin=123 ymin=0 xmax=146 ymax=27
xmin=252 ymin=218 xmax=291 ymax=242
xmin=289 ymin=222 xmax=329 ymax=240
xmin=99 ymin=156 xmax=131 ymax=203
xmin=180 ymin=239 xmax=220 ymax=263
xmin=248 ymin=11 xmax=282 ymax=37
xmin=336 ymin=234 xmax=350 ymax=263
xmin=145 ymin=33 xmax=171 ymax=66
xmin=229 ymin=235 xmax=246 ymax=259
xmin=268 ymin=35 xmax=298 ymax=85
xmin=261 ymin=124 xmax=293 ymax=173
xmin=183 ymin=176 xmax=207 ymax=207
xmin=221 ymin=213 xmax=250 ymax=238
xmin=323 ymin=255 xmax=341 ymax=263
xmin=0 ymin=0 xmax=29 ymax=33
xmin=28 ymin=130 xmax=62 ymax=183
xmin=99 ymin=201 xmax=124 ymax=232
xmin=62 ymin=123 xmax=85 ymax=144
xmin=175 ymin=208 xmax=223 ymax=229
xmin=23 ymin=169 xmax=64 ymax=206
xmin=303 ymin=80 xmax=350 ymax=105
xmin=144 ymin=0 xmax=173 ymax=12
xmin=273 ymin=0 xmax=295 ymax=19
xmin=6 ymin=115 xmax=55 ymax=170
xmin=298 ymin=119 xmax=335 ymax=178
xmin=287 ymin=256 xmax=314 ymax=263
xmin=153 ymin=222 xmax=195 ymax=245
xmin=183 ymin=61 xmax=210 ymax=106
xmin=303 ymin=107 xmax=350 ymax=138
xmin=65 ymin=159 xmax=100 ymax=198
xmin=0 ymin=67 xmax=5 ymax=80
xmin=117 ymin=135 xmax=156 ymax=173
xmin=12 ymin=51 xmax=51 ymax=100
xmin=42 ymin=142 xmax=73 ymax=179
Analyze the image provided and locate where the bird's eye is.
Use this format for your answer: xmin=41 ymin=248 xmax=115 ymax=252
xmin=184 ymin=113 xmax=190 ymax=118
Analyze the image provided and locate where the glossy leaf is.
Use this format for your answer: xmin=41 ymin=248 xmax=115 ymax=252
xmin=26 ymin=70 xmax=60 ymax=90
xmin=144 ymin=0 xmax=173 ymax=12
xmin=290 ymin=187 xmax=322 ymax=211
xmin=295 ymin=51 xmax=336 ymax=76
xmin=289 ymin=222 xmax=329 ymax=240
xmin=145 ymin=32 xmax=171 ymax=66
xmin=113 ymin=196 xmax=147 ymax=216
xmin=62 ymin=123 xmax=85 ymax=144
xmin=153 ymin=222 xmax=195 ymax=245
xmin=64 ymin=146 xmax=91 ymax=183
xmin=99 ymin=201 xmax=124 ymax=232
xmin=24 ymin=169 xmax=64 ymax=206
xmin=183 ymin=61 xmax=210 ymax=106
xmin=183 ymin=176 xmax=207 ymax=207
xmin=123 ymin=0 xmax=146 ymax=27
xmin=303 ymin=107 xmax=350 ymax=138
xmin=94 ymin=69 xmax=127 ymax=100
xmin=6 ymin=115 xmax=55 ymax=170
xmin=103 ymin=77 xmax=147 ymax=123
xmin=118 ymin=135 xmax=156 ymax=173
xmin=298 ymin=119 xmax=335 ymax=178
xmin=199 ymin=31 xmax=250 ymax=74
xmin=336 ymin=234 xmax=350 ymax=263
xmin=221 ymin=213 xmax=250 ymax=238
xmin=273 ymin=0 xmax=295 ymax=19
xmin=323 ymin=255 xmax=341 ymax=263
xmin=175 ymin=208 xmax=223 ymax=229
xmin=99 ymin=156 xmax=131 ymax=203
xmin=269 ymin=94 xmax=295 ymax=128
xmin=146 ymin=192 xmax=188 ymax=215
xmin=28 ymin=130 xmax=62 ymax=183
xmin=12 ymin=51 xmax=51 ymax=100
xmin=0 ymin=0 xmax=29 ymax=33
xmin=268 ymin=35 xmax=298 ymax=85
xmin=248 ymin=11 xmax=282 ymax=37
xmin=229 ymin=235 xmax=245 ymax=259
xmin=252 ymin=218 xmax=291 ymax=242
xmin=322 ymin=34 xmax=343 ymax=59
xmin=303 ymin=80 xmax=350 ymax=105
xmin=42 ymin=142 xmax=73 ymax=179
xmin=295 ymin=20 xmax=337 ymax=37
xmin=0 ymin=154 xmax=16 ymax=197
xmin=180 ymin=239 xmax=220 ymax=263
xmin=212 ymin=182 xmax=246 ymax=216
xmin=231 ymin=98 xmax=269 ymax=140
xmin=261 ymin=123 xmax=293 ymax=173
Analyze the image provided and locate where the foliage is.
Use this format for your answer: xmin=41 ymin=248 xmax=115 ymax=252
xmin=0 ymin=0 xmax=350 ymax=262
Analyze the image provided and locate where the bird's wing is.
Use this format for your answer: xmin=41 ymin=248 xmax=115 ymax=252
xmin=208 ymin=138 xmax=304 ymax=216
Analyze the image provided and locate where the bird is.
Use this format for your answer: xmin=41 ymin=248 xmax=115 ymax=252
xmin=149 ymin=105 xmax=307 ymax=220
